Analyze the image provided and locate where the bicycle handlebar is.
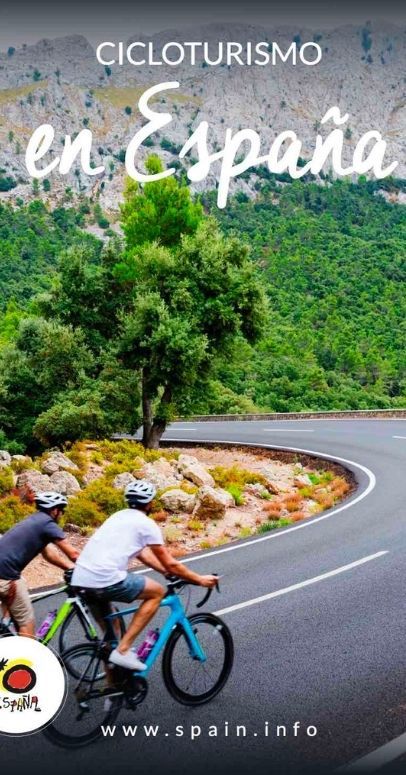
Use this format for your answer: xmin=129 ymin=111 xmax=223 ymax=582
xmin=165 ymin=574 xmax=220 ymax=608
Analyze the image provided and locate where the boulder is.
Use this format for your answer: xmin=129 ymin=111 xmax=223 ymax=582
xmin=16 ymin=470 xmax=51 ymax=493
xmin=132 ymin=456 xmax=147 ymax=473
xmin=193 ymin=486 xmax=234 ymax=520
xmin=82 ymin=464 xmax=104 ymax=486
xmin=177 ymin=453 xmax=198 ymax=471
xmin=294 ymin=474 xmax=312 ymax=488
xmin=41 ymin=450 xmax=79 ymax=475
xmin=134 ymin=462 xmax=179 ymax=491
xmin=11 ymin=454 xmax=31 ymax=463
xmin=245 ymin=482 xmax=270 ymax=498
xmin=113 ymin=472 xmax=135 ymax=491
xmin=161 ymin=488 xmax=196 ymax=513
xmin=0 ymin=450 xmax=11 ymax=468
xmin=259 ymin=470 xmax=280 ymax=494
xmin=177 ymin=455 xmax=215 ymax=487
xmin=152 ymin=458 xmax=177 ymax=477
xmin=49 ymin=471 xmax=81 ymax=495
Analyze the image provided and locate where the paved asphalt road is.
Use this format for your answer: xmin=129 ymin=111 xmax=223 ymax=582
xmin=2 ymin=419 xmax=406 ymax=775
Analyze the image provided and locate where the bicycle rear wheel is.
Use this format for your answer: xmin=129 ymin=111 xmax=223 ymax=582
xmin=44 ymin=643 xmax=123 ymax=748
xmin=162 ymin=613 xmax=234 ymax=706
xmin=58 ymin=604 xmax=125 ymax=653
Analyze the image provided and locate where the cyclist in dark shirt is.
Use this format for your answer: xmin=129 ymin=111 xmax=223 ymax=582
xmin=0 ymin=491 xmax=79 ymax=637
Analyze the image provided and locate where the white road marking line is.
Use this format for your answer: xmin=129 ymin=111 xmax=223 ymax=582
xmin=262 ymin=429 xmax=314 ymax=432
xmin=167 ymin=428 xmax=197 ymax=431
xmin=337 ymin=731 xmax=406 ymax=772
xmin=38 ymin=439 xmax=377 ymax=594
xmin=213 ymin=552 xmax=388 ymax=616
xmin=159 ymin=439 xmax=376 ymax=564
xmin=393 ymin=435 xmax=406 ymax=439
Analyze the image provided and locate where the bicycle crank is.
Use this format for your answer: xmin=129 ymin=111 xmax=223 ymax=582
xmin=124 ymin=675 xmax=148 ymax=709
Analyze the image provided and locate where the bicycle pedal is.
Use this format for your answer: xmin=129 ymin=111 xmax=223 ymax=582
xmin=125 ymin=676 xmax=148 ymax=708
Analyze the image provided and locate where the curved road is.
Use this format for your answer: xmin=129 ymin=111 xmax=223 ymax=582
xmin=3 ymin=419 xmax=406 ymax=775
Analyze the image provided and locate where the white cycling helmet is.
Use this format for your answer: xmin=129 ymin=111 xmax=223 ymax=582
xmin=35 ymin=491 xmax=68 ymax=511
xmin=124 ymin=480 xmax=156 ymax=505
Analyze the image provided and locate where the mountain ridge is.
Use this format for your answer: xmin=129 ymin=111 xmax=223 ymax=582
xmin=0 ymin=20 xmax=404 ymax=210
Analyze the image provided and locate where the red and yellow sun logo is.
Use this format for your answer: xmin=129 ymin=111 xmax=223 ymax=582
xmin=0 ymin=657 xmax=37 ymax=694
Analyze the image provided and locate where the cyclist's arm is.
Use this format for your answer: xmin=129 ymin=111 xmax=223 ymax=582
xmin=150 ymin=545 xmax=217 ymax=587
xmin=137 ymin=547 xmax=166 ymax=574
xmin=42 ymin=540 xmax=79 ymax=569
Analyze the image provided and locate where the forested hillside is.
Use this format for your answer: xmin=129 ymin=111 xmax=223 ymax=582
xmin=0 ymin=178 xmax=404 ymax=452
xmin=0 ymin=201 xmax=100 ymax=308
xmin=204 ymin=179 xmax=406 ymax=411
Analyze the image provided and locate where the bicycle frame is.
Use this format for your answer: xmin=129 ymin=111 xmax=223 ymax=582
xmin=42 ymin=595 xmax=98 ymax=645
xmin=104 ymin=592 xmax=207 ymax=678
xmin=1 ymin=585 xmax=98 ymax=645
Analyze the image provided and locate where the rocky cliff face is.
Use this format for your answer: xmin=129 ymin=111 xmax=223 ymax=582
xmin=0 ymin=20 xmax=404 ymax=210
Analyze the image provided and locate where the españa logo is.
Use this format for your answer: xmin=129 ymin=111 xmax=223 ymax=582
xmin=0 ymin=636 xmax=66 ymax=735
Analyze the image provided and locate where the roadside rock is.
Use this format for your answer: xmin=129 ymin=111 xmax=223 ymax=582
xmin=177 ymin=454 xmax=199 ymax=470
xmin=113 ymin=472 xmax=135 ymax=491
xmin=82 ymin=464 xmax=104 ymax=486
xmin=135 ymin=462 xmax=179 ymax=490
xmin=49 ymin=471 xmax=81 ymax=495
xmin=161 ymin=489 xmax=196 ymax=513
xmin=41 ymin=450 xmax=79 ymax=475
xmin=259 ymin=470 xmax=280 ymax=494
xmin=17 ymin=470 xmax=51 ymax=492
xmin=178 ymin=455 xmax=215 ymax=487
xmin=11 ymin=454 xmax=31 ymax=463
xmin=64 ymin=523 xmax=82 ymax=534
xmin=132 ymin=456 xmax=147 ymax=473
xmin=294 ymin=474 xmax=312 ymax=488
xmin=245 ymin=483 xmax=269 ymax=498
xmin=0 ymin=450 xmax=11 ymax=468
xmin=193 ymin=486 xmax=234 ymax=520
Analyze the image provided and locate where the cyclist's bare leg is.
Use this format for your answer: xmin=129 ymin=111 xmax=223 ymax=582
xmin=18 ymin=619 xmax=36 ymax=638
xmin=117 ymin=579 xmax=165 ymax=655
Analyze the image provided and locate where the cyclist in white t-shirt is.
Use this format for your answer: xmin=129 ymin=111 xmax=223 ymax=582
xmin=72 ymin=480 xmax=217 ymax=671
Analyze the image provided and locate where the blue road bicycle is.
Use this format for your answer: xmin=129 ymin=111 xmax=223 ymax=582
xmin=45 ymin=575 xmax=234 ymax=748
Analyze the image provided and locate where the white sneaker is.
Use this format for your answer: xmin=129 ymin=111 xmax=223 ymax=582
xmin=109 ymin=648 xmax=146 ymax=672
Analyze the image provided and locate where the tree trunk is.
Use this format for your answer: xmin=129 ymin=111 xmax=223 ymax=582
xmin=142 ymin=369 xmax=153 ymax=447
xmin=144 ymin=418 xmax=167 ymax=450
xmin=142 ymin=376 xmax=172 ymax=449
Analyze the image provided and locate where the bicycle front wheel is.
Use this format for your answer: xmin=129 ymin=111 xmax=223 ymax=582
xmin=44 ymin=643 xmax=123 ymax=748
xmin=162 ymin=613 xmax=234 ymax=706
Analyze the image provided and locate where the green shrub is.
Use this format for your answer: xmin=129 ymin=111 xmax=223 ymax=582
xmin=10 ymin=457 xmax=32 ymax=474
xmin=187 ymin=519 xmax=204 ymax=532
xmin=98 ymin=439 xmax=146 ymax=462
xmin=0 ymin=176 xmax=17 ymax=191
xmin=104 ymin=461 xmax=138 ymax=480
xmin=0 ymin=467 xmax=14 ymax=496
xmin=211 ymin=465 xmax=269 ymax=490
xmin=81 ymin=478 xmax=125 ymax=514
xmin=62 ymin=442 xmax=87 ymax=467
xmin=257 ymin=520 xmax=281 ymax=534
xmin=225 ymin=483 xmax=245 ymax=506
xmin=90 ymin=450 xmax=104 ymax=465
xmin=63 ymin=495 xmax=104 ymax=528
xmin=180 ymin=482 xmax=198 ymax=495
xmin=238 ymin=526 xmax=252 ymax=538
xmin=308 ymin=471 xmax=333 ymax=485
xmin=0 ymin=496 xmax=33 ymax=533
